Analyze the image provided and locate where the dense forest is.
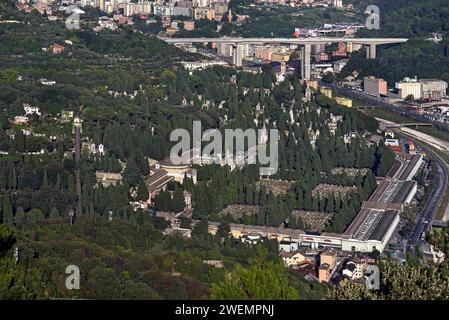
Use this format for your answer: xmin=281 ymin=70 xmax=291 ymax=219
xmin=331 ymin=261 xmax=449 ymax=299
xmin=0 ymin=213 xmax=331 ymax=299
xmin=341 ymin=0 xmax=449 ymax=85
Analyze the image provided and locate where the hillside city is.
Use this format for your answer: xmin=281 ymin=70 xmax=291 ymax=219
xmin=2 ymin=0 xmax=449 ymax=302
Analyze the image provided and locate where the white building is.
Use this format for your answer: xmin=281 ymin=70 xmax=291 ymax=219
xmin=39 ymin=78 xmax=56 ymax=86
xmin=342 ymin=258 xmax=367 ymax=279
xmin=23 ymin=104 xmax=41 ymax=116
xmin=395 ymin=77 xmax=422 ymax=100
xmin=181 ymin=60 xmax=228 ymax=71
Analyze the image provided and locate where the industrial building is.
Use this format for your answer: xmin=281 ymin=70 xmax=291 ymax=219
xmin=419 ymin=79 xmax=448 ymax=101
xmin=395 ymin=77 xmax=448 ymax=101
xmin=395 ymin=77 xmax=422 ymax=100
xmin=342 ymin=209 xmax=400 ymax=253
xmin=364 ymin=180 xmax=417 ymax=209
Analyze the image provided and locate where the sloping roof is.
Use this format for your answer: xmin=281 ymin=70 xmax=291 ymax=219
xmin=144 ymin=168 xmax=173 ymax=193
xmin=369 ymin=210 xmax=398 ymax=241
xmin=398 ymin=154 xmax=421 ymax=180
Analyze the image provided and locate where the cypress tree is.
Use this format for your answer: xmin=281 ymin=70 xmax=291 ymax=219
xmin=172 ymin=188 xmax=185 ymax=213
xmin=136 ymin=179 xmax=149 ymax=202
xmin=50 ymin=207 xmax=60 ymax=219
xmin=14 ymin=207 xmax=25 ymax=225
xmin=42 ymin=169 xmax=48 ymax=188
xmin=2 ymin=196 xmax=13 ymax=226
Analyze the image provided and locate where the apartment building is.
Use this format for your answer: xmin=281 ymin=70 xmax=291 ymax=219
xmin=395 ymin=77 xmax=422 ymax=100
xmin=364 ymin=76 xmax=388 ymax=97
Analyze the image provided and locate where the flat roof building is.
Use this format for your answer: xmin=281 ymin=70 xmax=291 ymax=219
xmin=364 ymin=179 xmax=417 ymax=209
xmin=419 ymin=79 xmax=448 ymax=101
xmin=364 ymin=76 xmax=388 ymax=97
xmin=342 ymin=209 xmax=400 ymax=253
xmin=395 ymin=77 xmax=422 ymax=100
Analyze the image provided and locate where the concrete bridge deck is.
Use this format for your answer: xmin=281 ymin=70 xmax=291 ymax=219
xmin=163 ymin=37 xmax=408 ymax=80
xmin=162 ymin=37 xmax=409 ymax=45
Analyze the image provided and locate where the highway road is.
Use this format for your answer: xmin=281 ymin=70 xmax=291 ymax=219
xmin=325 ymin=82 xmax=449 ymax=133
xmin=406 ymin=145 xmax=448 ymax=248
xmin=162 ymin=37 xmax=409 ymax=45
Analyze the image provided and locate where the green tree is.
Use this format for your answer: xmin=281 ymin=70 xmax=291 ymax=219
xmin=49 ymin=207 xmax=60 ymax=219
xmin=191 ymin=219 xmax=209 ymax=238
xmin=122 ymin=162 xmax=141 ymax=187
xmin=172 ymin=188 xmax=185 ymax=213
xmin=1 ymin=197 xmax=13 ymax=227
xmin=217 ymin=222 xmax=231 ymax=239
xmin=14 ymin=208 xmax=25 ymax=226
xmin=42 ymin=169 xmax=48 ymax=189
xmin=27 ymin=209 xmax=44 ymax=225
xmin=0 ymin=224 xmax=15 ymax=256
xmin=210 ymin=248 xmax=299 ymax=300
xmin=179 ymin=217 xmax=192 ymax=229
xmin=136 ymin=179 xmax=149 ymax=202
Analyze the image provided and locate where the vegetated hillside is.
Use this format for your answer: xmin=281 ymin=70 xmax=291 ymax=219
xmin=0 ymin=216 xmax=329 ymax=299
xmin=349 ymin=0 xmax=449 ymax=38
xmin=341 ymin=0 xmax=449 ymax=85
xmin=341 ymin=39 xmax=449 ymax=86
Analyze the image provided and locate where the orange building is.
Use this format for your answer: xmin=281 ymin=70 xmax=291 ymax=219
xmin=318 ymin=248 xmax=337 ymax=283
xmin=318 ymin=263 xmax=331 ymax=283
xmin=50 ymin=44 xmax=65 ymax=55
xmin=364 ymin=76 xmax=388 ymax=97
xmin=183 ymin=20 xmax=195 ymax=31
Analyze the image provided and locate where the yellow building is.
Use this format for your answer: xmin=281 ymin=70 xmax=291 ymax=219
xmin=320 ymin=87 xmax=333 ymax=99
xmin=280 ymin=251 xmax=307 ymax=267
xmin=335 ymin=96 xmax=353 ymax=108
xmin=271 ymin=53 xmax=290 ymax=62
xmin=320 ymin=248 xmax=337 ymax=269
xmin=306 ymin=80 xmax=319 ymax=90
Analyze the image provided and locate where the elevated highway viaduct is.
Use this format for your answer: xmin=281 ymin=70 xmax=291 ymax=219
xmin=162 ymin=37 xmax=408 ymax=80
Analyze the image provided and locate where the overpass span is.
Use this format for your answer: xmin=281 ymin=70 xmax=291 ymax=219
xmin=162 ymin=37 xmax=409 ymax=46
xmin=163 ymin=36 xmax=408 ymax=80
xmin=383 ymin=122 xmax=434 ymax=128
